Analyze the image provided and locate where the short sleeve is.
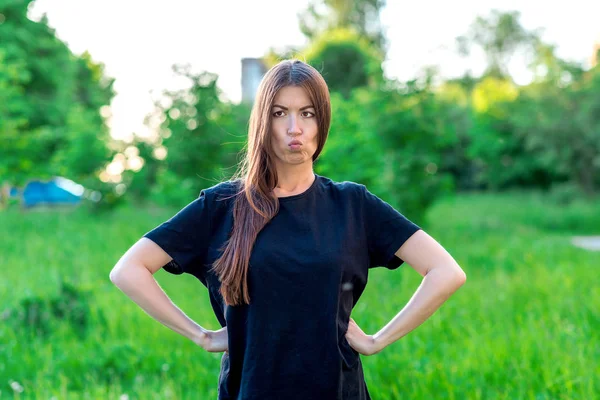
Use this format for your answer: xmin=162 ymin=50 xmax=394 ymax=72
xmin=360 ymin=185 xmax=421 ymax=270
xmin=143 ymin=189 xmax=212 ymax=278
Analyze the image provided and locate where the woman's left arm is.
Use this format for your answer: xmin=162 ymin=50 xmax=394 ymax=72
xmin=347 ymin=230 xmax=466 ymax=355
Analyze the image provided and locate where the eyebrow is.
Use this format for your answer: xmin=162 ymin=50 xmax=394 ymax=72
xmin=272 ymin=104 xmax=315 ymax=111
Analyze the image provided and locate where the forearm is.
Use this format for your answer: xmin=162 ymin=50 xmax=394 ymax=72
xmin=110 ymin=263 xmax=206 ymax=342
xmin=373 ymin=267 xmax=466 ymax=352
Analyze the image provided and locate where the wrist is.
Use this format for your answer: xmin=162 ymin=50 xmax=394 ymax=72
xmin=189 ymin=325 xmax=209 ymax=346
xmin=372 ymin=332 xmax=388 ymax=354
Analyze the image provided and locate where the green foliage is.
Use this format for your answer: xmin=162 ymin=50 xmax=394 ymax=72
xmin=142 ymin=65 xmax=250 ymax=206
xmin=364 ymin=80 xmax=456 ymax=222
xmin=317 ymin=90 xmax=387 ymax=185
xmin=0 ymin=49 xmax=28 ymax=136
xmin=528 ymin=39 xmax=585 ymax=85
xmin=298 ymin=0 xmax=387 ymax=52
xmin=317 ymin=73 xmax=459 ymax=222
xmin=467 ymin=77 xmax=541 ymax=189
xmin=304 ymin=27 xmax=384 ymax=98
xmin=123 ymin=139 xmax=162 ymax=201
xmin=433 ymin=82 xmax=477 ymax=190
xmin=5 ymin=280 xmax=92 ymax=339
xmin=49 ymin=105 xmax=113 ymax=178
xmin=456 ymin=9 xmax=538 ymax=80
xmin=0 ymin=0 xmax=116 ymax=191
xmin=150 ymin=169 xmax=199 ymax=207
xmin=263 ymin=45 xmax=305 ymax=69
xmin=505 ymin=65 xmax=600 ymax=195
xmin=86 ymin=343 xmax=147 ymax=386
xmin=3 ymin=1 xmax=598 ymax=214
xmin=548 ymin=181 xmax=589 ymax=206
xmin=449 ymin=9 xmax=598 ymax=194
xmin=471 ymin=77 xmax=519 ymax=116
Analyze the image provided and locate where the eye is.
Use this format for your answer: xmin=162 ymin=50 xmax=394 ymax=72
xmin=272 ymin=110 xmax=285 ymax=117
xmin=302 ymin=111 xmax=315 ymax=118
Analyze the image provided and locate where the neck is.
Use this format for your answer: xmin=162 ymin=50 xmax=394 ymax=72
xmin=273 ymin=165 xmax=315 ymax=194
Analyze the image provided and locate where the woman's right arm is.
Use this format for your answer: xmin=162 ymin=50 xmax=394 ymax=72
xmin=109 ymin=238 xmax=225 ymax=351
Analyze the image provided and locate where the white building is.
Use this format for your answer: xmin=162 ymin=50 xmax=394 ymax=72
xmin=241 ymin=58 xmax=267 ymax=104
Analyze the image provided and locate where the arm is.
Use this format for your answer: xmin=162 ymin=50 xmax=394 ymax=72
xmin=372 ymin=229 xmax=466 ymax=353
xmin=109 ymin=238 xmax=226 ymax=351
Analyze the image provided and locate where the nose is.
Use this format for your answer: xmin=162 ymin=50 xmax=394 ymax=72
xmin=288 ymin=115 xmax=301 ymax=135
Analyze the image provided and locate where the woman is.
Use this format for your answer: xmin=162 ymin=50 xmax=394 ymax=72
xmin=110 ymin=59 xmax=466 ymax=399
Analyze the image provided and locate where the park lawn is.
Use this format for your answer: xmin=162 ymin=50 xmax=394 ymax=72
xmin=0 ymin=190 xmax=598 ymax=399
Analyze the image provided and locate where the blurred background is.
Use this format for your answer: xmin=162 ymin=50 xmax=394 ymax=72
xmin=1 ymin=0 xmax=599 ymax=399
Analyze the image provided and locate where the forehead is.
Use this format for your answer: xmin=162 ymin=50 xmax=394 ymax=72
xmin=272 ymin=86 xmax=312 ymax=107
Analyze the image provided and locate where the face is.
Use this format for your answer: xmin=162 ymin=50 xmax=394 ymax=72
xmin=270 ymin=85 xmax=318 ymax=169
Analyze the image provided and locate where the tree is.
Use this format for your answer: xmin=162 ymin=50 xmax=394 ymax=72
xmin=507 ymin=64 xmax=600 ymax=196
xmin=456 ymin=9 xmax=538 ymax=80
xmin=318 ymin=71 xmax=457 ymax=222
xmin=304 ymin=28 xmax=384 ymax=98
xmin=527 ymin=38 xmax=584 ymax=86
xmin=0 ymin=0 xmax=116 ymax=189
xmin=298 ymin=0 xmax=387 ymax=53
xmin=142 ymin=65 xmax=249 ymax=206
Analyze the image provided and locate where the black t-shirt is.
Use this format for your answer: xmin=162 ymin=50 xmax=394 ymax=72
xmin=143 ymin=173 xmax=421 ymax=400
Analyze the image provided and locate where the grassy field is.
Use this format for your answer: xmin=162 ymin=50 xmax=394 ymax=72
xmin=1 ymin=190 xmax=599 ymax=399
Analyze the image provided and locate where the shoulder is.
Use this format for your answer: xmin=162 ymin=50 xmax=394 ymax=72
xmin=201 ymin=179 xmax=242 ymax=200
xmin=195 ymin=179 xmax=242 ymax=219
xmin=317 ymin=175 xmax=365 ymax=199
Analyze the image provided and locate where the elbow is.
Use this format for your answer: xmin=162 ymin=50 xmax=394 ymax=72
xmin=431 ymin=263 xmax=467 ymax=286
xmin=454 ymin=267 xmax=467 ymax=287
xmin=436 ymin=264 xmax=466 ymax=288
xmin=458 ymin=271 xmax=467 ymax=286
xmin=443 ymin=269 xmax=466 ymax=296
xmin=110 ymin=262 xmax=150 ymax=287
xmin=109 ymin=267 xmax=121 ymax=285
xmin=109 ymin=263 xmax=127 ymax=285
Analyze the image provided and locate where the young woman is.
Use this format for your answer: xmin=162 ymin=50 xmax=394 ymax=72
xmin=110 ymin=59 xmax=466 ymax=400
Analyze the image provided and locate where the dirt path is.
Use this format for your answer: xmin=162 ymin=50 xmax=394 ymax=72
xmin=571 ymin=236 xmax=600 ymax=251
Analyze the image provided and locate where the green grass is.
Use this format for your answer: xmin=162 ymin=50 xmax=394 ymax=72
xmin=1 ymin=190 xmax=599 ymax=399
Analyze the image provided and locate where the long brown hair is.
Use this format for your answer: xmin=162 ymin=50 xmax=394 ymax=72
xmin=209 ymin=59 xmax=331 ymax=306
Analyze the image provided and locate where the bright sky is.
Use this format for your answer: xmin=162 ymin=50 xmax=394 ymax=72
xmin=29 ymin=0 xmax=599 ymax=142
